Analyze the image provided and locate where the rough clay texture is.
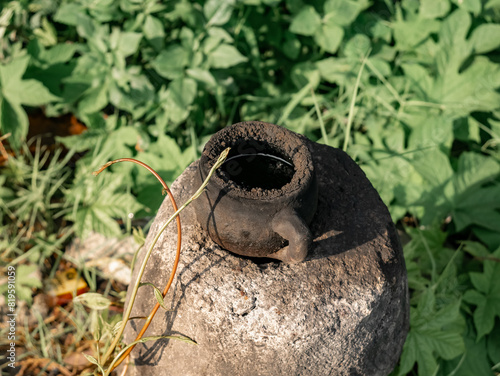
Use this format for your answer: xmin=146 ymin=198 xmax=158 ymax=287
xmin=122 ymin=142 xmax=409 ymax=376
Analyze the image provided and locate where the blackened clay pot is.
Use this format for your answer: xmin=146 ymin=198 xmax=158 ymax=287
xmin=192 ymin=121 xmax=318 ymax=263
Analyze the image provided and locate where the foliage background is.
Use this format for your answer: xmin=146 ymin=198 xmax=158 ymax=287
xmin=1 ymin=0 xmax=500 ymax=374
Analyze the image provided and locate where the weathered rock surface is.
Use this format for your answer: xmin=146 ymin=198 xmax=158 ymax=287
xmin=122 ymin=142 xmax=409 ymax=376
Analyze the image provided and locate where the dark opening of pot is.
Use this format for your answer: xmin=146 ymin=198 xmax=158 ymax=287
xmin=220 ymin=141 xmax=295 ymax=191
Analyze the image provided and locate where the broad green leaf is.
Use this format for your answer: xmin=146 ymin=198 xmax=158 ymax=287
xmin=18 ymin=265 xmax=42 ymax=293
xmin=324 ymin=0 xmax=369 ymax=26
xmin=369 ymin=17 xmax=392 ymax=43
xmin=451 ymin=0 xmax=481 ymax=15
xmin=116 ymin=32 xmax=142 ymax=57
xmin=74 ymin=292 xmax=111 ymax=310
xmin=424 ymin=8 xmax=500 ymax=115
xmin=151 ymin=44 xmax=189 ymax=79
xmin=86 ymin=0 xmax=123 ymax=22
xmin=134 ymin=133 xmax=185 ymax=212
xmin=410 ymin=148 xmax=453 ymax=188
xmin=73 ymin=205 xmax=120 ymax=239
xmin=439 ymin=8 xmax=470 ymax=48
xmin=56 ymin=128 xmax=108 ymax=152
xmin=76 ymin=16 xmax=97 ymax=40
xmin=4 ymin=79 xmax=59 ymax=106
xmin=463 ymin=248 xmax=500 ymax=340
xmin=180 ymin=27 xmax=195 ymax=50
xmin=361 ymin=155 xmax=414 ymax=210
xmin=240 ymin=25 xmax=263 ymax=82
xmin=454 ymin=206 xmax=500 ymax=233
xmin=54 ymin=3 xmax=87 ymax=26
xmin=406 ymin=114 xmax=454 ymax=151
xmin=401 ymin=63 xmax=433 ymax=100
xmin=103 ymin=126 xmax=140 ymax=166
xmin=469 ymin=23 xmax=500 ymax=54
xmin=203 ymin=35 xmax=224 ymax=55
xmin=399 ymin=290 xmax=465 ymax=376
xmin=456 ymin=330 xmax=494 ymax=376
xmin=453 ymin=117 xmax=481 ymax=143
xmin=290 ymin=62 xmax=320 ymax=88
xmin=408 ymin=148 xmax=455 ymax=225
xmin=289 ymin=6 xmax=321 ymax=36
xmin=68 ymin=173 xmax=143 ymax=239
xmin=366 ymin=57 xmax=391 ymax=77
xmin=143 ymin=15 xmax=165 ymax=51
xmin=204 ymin=0 xmax=235 ymax=26
xmin=208 ymin=44 xmax=248 ymax=68
xmin=186 ymin=68 xmax=217 ymax=87
xmin=463 ymin=241 xmax=491 ymax=258
xmin=316 ymin=57 xmax=353 ymax=85
xmin=108 ymin=70 xmax=155 ymax=115
xmin=314 ymin=23 xmax=344 ymax=54
xmin=0 ymin=96 xmax=28 ymax=149
xmin=78 ymin=82 xmax=109 ymax=114
xmin=441 ymin=324 xmax=494 ymax=376
xmin=487 ymin=324 xmax=500 ymax=366
xmin=473 ymin=228 xmax=500 ymax=253
xmin=169 ymin=77 xmax=197 ymax=110
xmin=406 ymin=148 xmax=500 ymax=232
xmin=344 ymin=34 xmax=371 ymax=58
xmin=41 ymin=43 xmax=78 ymax=64
xmin=136 ymin=184 xmax=166 ymax=215
xmin=283 ymin=33 xmax=301 ymax=60
xmin=109 ymin=85 xmax=134 ymax=113
xmin=69 ymin=53 xmax=108 ymax=86
xmin=403 ymin=227 xmax=453 ymax=278
xmin=135 ymin=134 xmax=186 ymax=183
xmin=157 ymin=77 xmax=198 ymax=125
xmin=393 ymin=18 xmax=440 ymax=50
xmin=207 ymin=27 xmax=234 ymax=43
xmin=0 ymin=55 xmax=30 ymax=86
xmin=451 ymin=153 xmax=500 ymax=232
xmin=436 ymin=9 xmax=471 ymax=74
xmin=453 ymin=152 xmax=500 ymax=195
xmin=419 ymin=0 xmax=451 ymax=19
xmin=363 ymin=116 xmax=404 ymax=152
xmin=437 ymin=57 xmax=500 ymax=115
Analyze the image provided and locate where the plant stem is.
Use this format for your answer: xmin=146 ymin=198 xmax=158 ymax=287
xmin=103 ymin=147 xmax=230 ymax=375
xmin=343 ymin=49 xmax=371 ymax=153
xmin=311 ymin=88 xmax=330 ymax=146
xmin=94 ymin=158 xmax=182 ymax=368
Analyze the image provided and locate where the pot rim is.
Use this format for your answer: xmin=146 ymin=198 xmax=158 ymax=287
xmin=200 ymin=121 xmax=315 ymax=201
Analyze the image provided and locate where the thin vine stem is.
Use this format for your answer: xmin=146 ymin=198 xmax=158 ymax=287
xmin=100 ymin=148 xmax=230 ymax=375
xmin=93 ymin=158 xmax=182 ymax=368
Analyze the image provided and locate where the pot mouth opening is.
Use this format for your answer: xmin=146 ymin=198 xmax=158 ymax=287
xmin=218 ymin=141 xmax=295 ymax=191
xmin=202 ymin=121 xmax=313 ymax=199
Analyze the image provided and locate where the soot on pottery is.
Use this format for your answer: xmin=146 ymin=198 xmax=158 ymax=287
xmin=194 ymin=121 xmax=318 ymax=261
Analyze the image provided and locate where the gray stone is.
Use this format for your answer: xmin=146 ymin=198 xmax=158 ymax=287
xmin=122 ymin=142 xmax=409 ymax=376
xmin=66 ymin=232 xmax=137 ymax=285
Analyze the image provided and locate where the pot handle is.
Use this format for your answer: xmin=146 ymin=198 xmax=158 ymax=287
xmin=271 ymin=208 xmax=312 ymax=263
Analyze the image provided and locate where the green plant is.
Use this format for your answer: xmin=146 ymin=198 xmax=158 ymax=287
xmin=0 ymin=139 xmax=73 ymax=268
xmin=1 ymin=0 xmax=500 ymax=374
xmin=72 ymin=147 xmax=229 ymax=375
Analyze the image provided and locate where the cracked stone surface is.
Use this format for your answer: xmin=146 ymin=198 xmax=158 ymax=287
xmin=122 ymin=141 xmax=409 ymax=376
